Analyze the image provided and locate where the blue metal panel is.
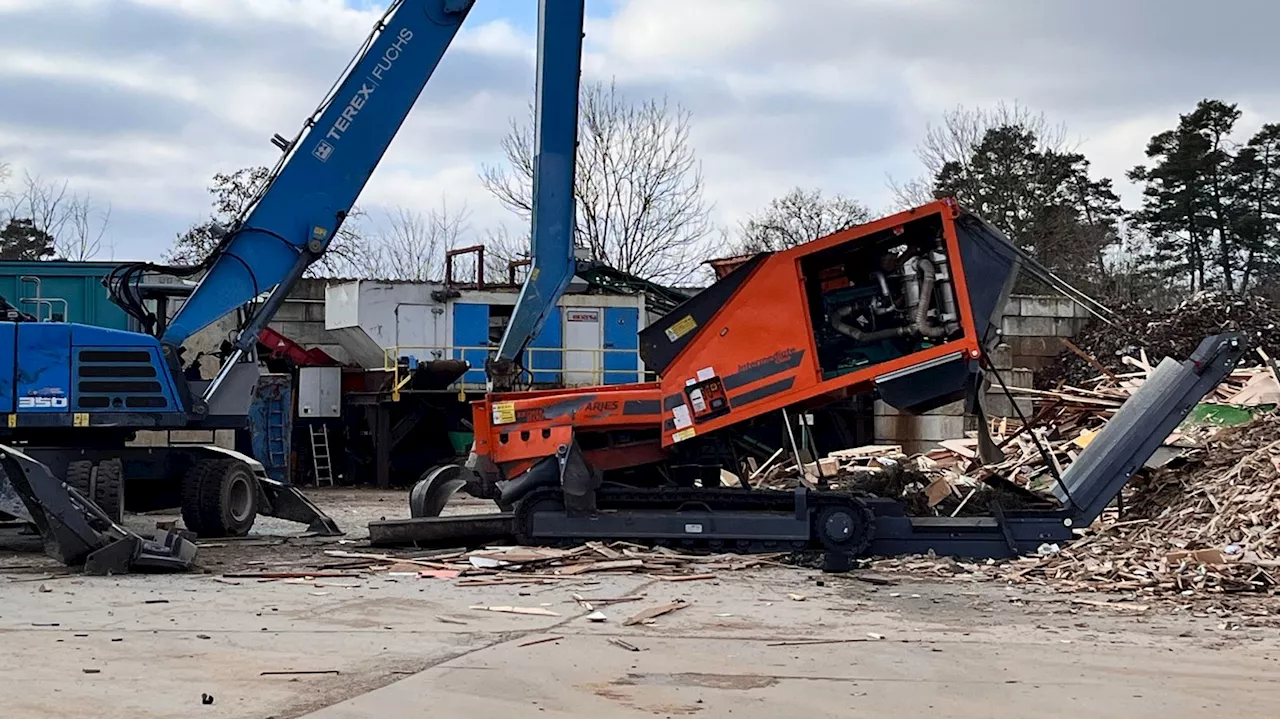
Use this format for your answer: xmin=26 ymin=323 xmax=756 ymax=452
xmin=16 ymin=323 xmax=72 ymax=413
xmin=452 ymin=302 xmax=490 ymax=384
xmin=67 ymin=325 xmax=183 ymax=414
xmin=527 ymin=305 xmax=563 ymax=384
xmin=0 ymin=322 xmax=15 ymax=413
xmin=603 ymin=307 xmax=639 ymax=385
xmin=494 ymin=0 xmax=585 ymax=364
xmin=248 ymin=374 xmax=292 ymax=483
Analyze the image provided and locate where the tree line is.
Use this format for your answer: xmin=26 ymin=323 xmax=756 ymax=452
xmin=0 ymin=162 xmax=111 ymax=262
xmin=6 ymin=84 xmax=1274 ymax=307
xmin=888 ymin=100 xmax=1280 ymax=304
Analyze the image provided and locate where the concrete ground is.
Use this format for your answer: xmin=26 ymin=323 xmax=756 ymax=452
xmin=2 ymin=488 xmax=1278 ymax=718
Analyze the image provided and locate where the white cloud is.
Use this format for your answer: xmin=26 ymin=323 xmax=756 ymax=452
xmin=2 ymin=0 xmax=1279 ymax=264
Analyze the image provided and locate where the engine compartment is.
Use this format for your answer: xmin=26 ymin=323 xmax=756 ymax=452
xmin=802 ymin=214 xmax=965 ymax=380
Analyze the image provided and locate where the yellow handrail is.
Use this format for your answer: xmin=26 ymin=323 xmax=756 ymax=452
xmin=383 ymin=344 xmax=650 ymax=400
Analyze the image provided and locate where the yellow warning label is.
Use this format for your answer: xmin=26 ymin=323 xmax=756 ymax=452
xmin=671 ymin=427 xmax=696 ymax=443
xmin=6 ymin=414 xmax=14 ymax=428
xmin=665 ymin=315 xmax=697 ymax=342
xmin=491 ymin=401 xmax=516 ymax=425
xmin=73 ymin=413 xmax=90 ymax=427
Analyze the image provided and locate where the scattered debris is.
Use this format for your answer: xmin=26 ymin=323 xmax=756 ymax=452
xmin=586 ymin=611 xmax=608 ymax=622
xmin=435 ymin=615 xmax=469 ymax=625
xmin=657 ymin=573 xmax=716 ymax=582
xmin=608 ymin=637 xmax=642 ymax=652
xmin=315 ymin=543 xmax=775 ymax=584
xmin=518 ymin=635 xmax=564 ymax=647
xmin=787 ymin=593 xmax=806 ymax=602
xmin=623 ymin=600 xmax=689 ymax=626
xmin=260 ymin=670 xmax=341 ymax=676
xmin=221 ymin=572 xmax=362 ymax=580
xmin=37 ymin=583 xmax=51 ymax=593
xmin=996 ymin=412 xmax=1280 ymax=595
xmin=469 ymin=605 xmax=561 ymax=617
xmin=767 ymin=638 xmax=876 ymax=647
xmin=201 ymin=694 xmax=214 ymax=706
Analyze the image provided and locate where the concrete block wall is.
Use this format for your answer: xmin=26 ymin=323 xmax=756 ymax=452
xmin=266 ymin=278 xmax=347 ymax=362
xmin=873 ymin=399 xmax=967 ymax=456
xmin=999 ymin=295 xmax=1091 ymax=373
xmin=871 ymin=294 xmax=1085 ymax=451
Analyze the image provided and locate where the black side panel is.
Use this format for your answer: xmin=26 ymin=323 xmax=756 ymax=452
xmin=954 ymin=212 xmax=1020 ymax=347
xmin=639 ymin=253 xmax=769 ymax=374
xmin=876 ymin=356 xmax=969 ymax=413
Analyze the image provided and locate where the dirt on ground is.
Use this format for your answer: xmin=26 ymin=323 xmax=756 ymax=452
xmin=1 ymin=488 xmax=1279 ymax=718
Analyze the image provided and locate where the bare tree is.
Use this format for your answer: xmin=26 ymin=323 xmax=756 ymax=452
xmin=480 ymin=79 xmax=713 ymax=284
xmin=167 ymin=166 xmax=362 ymax=276
xmin=341 ymin=201 xmax=471 ymax=281
xmin=474 ymin=225 xmax=531 ymax=284
xmin=738 ymin=187 xmax=871 ymax=253
xmin=888 ymin=102 xmax=1072 ymax=208
xmin=2 ymin=170 xmax=110 ymax=260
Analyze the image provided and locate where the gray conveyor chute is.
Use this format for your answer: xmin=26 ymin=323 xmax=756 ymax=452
xmin=1053 ymin=332 xmax=1247 ymax=525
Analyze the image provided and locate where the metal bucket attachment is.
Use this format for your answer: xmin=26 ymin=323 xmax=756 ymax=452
xmin=0 ymin=445 xmax=197 ymax=574
xmin=409 ymin=464 xmax=470 ymax=518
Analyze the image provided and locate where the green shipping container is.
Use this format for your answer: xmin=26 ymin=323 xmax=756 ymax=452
xmin=0 ymin=260 xmax=131 ymax=330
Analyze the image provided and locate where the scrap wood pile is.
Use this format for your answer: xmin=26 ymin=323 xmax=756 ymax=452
xmin=753 ymin=443 xmax=1059 ymax=518
xmin=988 ymin=348 xmax=1278 ymax=476
xmin=1002 ymin=412 xmax=1280 ymax=595
xmin=747 ymin=351 xmax=1277 ymax=518
xmin=314 ymin=541 xmax=777 ymax=585
xmin=1036 ymin=291 xmax=1280 ymax=390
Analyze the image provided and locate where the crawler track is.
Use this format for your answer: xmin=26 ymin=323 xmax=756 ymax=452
xmin=513 ymin=485 xmax=876 ymax=554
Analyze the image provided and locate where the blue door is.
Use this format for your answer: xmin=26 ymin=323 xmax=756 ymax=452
xmin=16 ymin=323 xmax=71 ymax=412
xmin=603 ymin=307 xmax=639 ymax=385
xmin=452 ymin=303 xmax=490 ymax=384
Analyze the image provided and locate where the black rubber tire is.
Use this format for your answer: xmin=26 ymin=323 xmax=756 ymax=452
xmin=814 ymin=503 xmax=875 ymax=555
xmin=93 ymin=458 xmax=124 ymax=524
xmin=182 ymin=458 xmax=259 ymax=538
xmin=65 ymin=459 xmax=93 ymax=499
xmin=180 ymin=461 xmax=210 ymax=536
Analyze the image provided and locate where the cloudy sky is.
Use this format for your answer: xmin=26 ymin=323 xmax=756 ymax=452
xmin=2 ymin=0 xmax=1278 ymax=263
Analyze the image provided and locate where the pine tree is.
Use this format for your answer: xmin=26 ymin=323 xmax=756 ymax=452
xmin=0 ymin=218 xmax=56 ymax=260
xmin=932 ymin=124 xmax=1123 ymax=293
xmin=1231 ymin=124 xmax=1280 ymax=293
xmin=1128 ymin=99 xmax=1243 ymax=293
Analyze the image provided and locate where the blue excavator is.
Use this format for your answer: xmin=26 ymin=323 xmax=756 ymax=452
xmin=0 ymin=0 xmax=593 ymax=573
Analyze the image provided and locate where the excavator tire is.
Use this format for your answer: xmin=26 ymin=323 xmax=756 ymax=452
xmin=93 ymin=458 xmax=125 ymax=524
xmin=181 ymin=458 xmax=259 ymax=538
xmin=65 ymin=460 xmax=93 ymax=500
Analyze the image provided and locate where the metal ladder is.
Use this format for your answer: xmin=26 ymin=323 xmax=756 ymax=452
xmin=265 ymin=398 xmax=289 ymax=482
xmin=310 ymin=423 xmax=334 ymax=488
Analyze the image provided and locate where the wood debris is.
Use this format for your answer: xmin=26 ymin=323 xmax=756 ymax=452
xmin=517 ymin=635 xmax=563 ymax=647
xmin=623 ymin=600 xmax=689 ymax=626
xmin=469 ymin=605 xmax=561 ymax=617
xmin=992 ymin=413 xmax=1280 ymax=595
xmin=318 ymin=542 xmax=775 ymax=583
